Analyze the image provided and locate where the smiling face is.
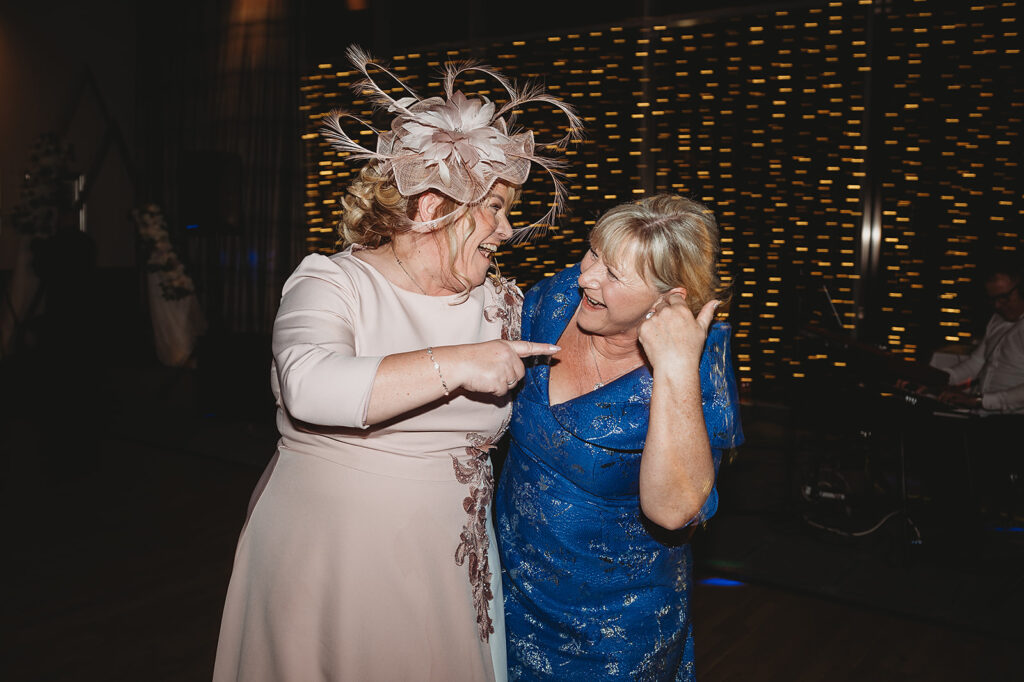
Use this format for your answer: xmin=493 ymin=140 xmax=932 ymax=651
xmin=447 ymin=183 xmax=516 ymax=288
xmin=576 ymin=243 xmax=663 ymax=339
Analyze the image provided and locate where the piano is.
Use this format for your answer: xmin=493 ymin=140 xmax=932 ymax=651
xmin=794 ymin=323 xmax=980 ymax=551
xmin=799 ymin=323 xmax=973 ymax=414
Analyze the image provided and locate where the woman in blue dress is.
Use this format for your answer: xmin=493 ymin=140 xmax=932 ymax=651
xmin=496 ymin=194 xmax=743 ymax=681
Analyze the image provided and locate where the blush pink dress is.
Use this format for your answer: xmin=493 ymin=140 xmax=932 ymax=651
xmin=213 ymin=248 xmax=521 ymax=682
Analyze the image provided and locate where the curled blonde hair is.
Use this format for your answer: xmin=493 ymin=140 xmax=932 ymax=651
xmin=338 ymin=163 xmax=414 ymax=248
xmin=589 ymin=194 xmax=729 ymax=314
xmin=338 ymin=162 xmax=516 ymax=297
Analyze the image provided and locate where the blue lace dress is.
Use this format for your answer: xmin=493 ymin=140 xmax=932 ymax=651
xmin=496 ymin=264 xmax=743 ymax=681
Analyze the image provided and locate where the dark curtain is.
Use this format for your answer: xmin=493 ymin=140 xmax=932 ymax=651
xmin=136 ymin=0 xmax=306 ymax=334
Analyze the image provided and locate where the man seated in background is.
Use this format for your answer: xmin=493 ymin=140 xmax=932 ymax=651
xmin=932 ymin=254 xmax=1024 ymax=521
xmin=936 ymin=255 xmax=1024 ymax=415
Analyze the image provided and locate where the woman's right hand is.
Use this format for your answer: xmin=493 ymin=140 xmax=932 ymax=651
xmin=441 ymin=340 xmax=560 ymax=396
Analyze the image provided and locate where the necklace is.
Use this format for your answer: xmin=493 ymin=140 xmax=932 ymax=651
xmin=391 ymin=243 xmax=428 ymax=295
xmin=587 ymin=335 xmax=605 ymax=390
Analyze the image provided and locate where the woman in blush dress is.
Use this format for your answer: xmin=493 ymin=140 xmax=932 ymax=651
xmin=496 ymin=194 xmax=743 ymax=681
xmin=213 ymin=47 xmax=580 ymax=682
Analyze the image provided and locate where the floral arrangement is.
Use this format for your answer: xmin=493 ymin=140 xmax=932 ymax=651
xmin=134 ymin=204 xmax=197 ymax=301
xmin=9 ymin=133 xmax=76 ymax=238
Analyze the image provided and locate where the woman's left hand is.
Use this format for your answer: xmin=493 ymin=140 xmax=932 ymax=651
xmin=637 ymin=294 xmax=720 ymax=373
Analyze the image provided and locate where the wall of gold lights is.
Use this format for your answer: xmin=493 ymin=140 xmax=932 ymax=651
xmin=873 ymin=1 xmax=1021 ymax=360
xmin=300 ymin=0 xmax=1021 ymax=398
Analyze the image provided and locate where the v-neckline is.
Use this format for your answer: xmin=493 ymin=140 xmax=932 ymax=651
xmin=543 ymin=305 xmax=648 ymax=408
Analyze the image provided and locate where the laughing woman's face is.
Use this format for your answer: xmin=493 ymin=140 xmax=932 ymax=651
xmin=575 ymin=244 xmax=662 ymax=339
xmin=451 ymin=183 xmax=515 ymax=287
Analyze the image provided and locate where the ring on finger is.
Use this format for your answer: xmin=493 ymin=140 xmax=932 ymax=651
xmin=644 ymin=310 xmax=655 ymax=320
xmin=506 ymin=378 xmax=517 ymax=386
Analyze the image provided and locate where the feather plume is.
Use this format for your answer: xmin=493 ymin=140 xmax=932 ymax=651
xmin=320 ymin=46 xmax=584 ymax=238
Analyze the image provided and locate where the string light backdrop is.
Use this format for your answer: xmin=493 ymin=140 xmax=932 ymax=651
xmin=300 ymin=0 xmax=1021 ymax=399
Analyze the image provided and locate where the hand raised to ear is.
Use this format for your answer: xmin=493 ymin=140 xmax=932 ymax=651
xmin=694 ymin=298 xmax=720 ymax=334
xmin=639 ymin=297 xmax=721 ymax=374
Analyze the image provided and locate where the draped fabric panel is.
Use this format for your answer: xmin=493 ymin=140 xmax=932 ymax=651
xmin=136 ymin=0 xmax=306 ymax=333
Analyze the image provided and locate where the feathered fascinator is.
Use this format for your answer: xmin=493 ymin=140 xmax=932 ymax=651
xmin=321 ymin=45 xmax=583 ymax=241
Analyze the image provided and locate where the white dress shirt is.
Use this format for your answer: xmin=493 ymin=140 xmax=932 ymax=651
xmin=946 ymin=313 xmax=1024 ymax=415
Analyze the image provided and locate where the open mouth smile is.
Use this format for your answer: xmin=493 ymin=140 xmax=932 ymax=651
xmin=581 ymin=291 xmax=606 ymax=309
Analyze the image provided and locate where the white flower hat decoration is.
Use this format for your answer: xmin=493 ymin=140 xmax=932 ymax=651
xmin=320 ymin=45 xmax=583 ymax=241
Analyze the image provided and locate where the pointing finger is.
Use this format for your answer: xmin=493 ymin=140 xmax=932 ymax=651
xmin=508 ymin=340 xmax=561 ymax=357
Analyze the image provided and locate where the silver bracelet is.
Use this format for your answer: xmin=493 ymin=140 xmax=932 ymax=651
xmin=426 ymin=347 xmax=450 ymax=396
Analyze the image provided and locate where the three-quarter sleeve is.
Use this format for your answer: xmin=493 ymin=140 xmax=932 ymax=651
xmin=272 ymin=255 xmax=384 ymax=428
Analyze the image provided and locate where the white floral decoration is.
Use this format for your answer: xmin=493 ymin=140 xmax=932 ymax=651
xmin=134 ymin=204 xmax=197 ymax=302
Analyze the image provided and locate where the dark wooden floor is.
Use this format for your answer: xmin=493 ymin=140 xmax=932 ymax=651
xmin=693 ymin=578 xmax=1016 ymax=682
xmin=1 ymin=373 xmax=1018 ymax=681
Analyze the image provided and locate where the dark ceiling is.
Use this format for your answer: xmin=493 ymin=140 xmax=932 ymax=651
xmin=303 ymin=0 xmax=803 ymax=62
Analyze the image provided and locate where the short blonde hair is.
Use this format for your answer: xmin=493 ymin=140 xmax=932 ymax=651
xmin=338 ymin=162 xmax=517 ymax=296
xmin=589 ymin=194 xmax=728 ymax=313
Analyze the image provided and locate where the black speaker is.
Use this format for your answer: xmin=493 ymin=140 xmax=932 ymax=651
xmin=178 ymin=151 xmax=242 ymax=234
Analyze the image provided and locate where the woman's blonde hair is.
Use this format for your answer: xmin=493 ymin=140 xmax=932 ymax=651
xmin=589 ymin=194 xmax=729 ymax=313
xmin=338 ymin=162 xmax=516 ymax=296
